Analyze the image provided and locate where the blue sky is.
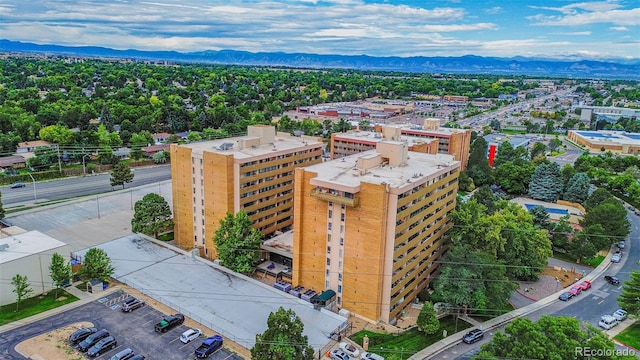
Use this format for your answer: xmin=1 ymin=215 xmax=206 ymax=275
xmin=1 ymin=0 xmax=638 ymax=59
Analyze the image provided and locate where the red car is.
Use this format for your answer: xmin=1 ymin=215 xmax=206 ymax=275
xmin=578 ymin=280 xmax=592 ymax=291
xmin=569 ymin=286 xmax=582 ymax=296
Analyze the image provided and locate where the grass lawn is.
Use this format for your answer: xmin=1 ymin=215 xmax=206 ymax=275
xmin=349 ymin=316 xmax=472 ymax=360
xmin=614 ymin=322 xmax=640 ymax=350
xmin=0 ymin=290 xmax=79 ymax=326
xmin=582 ymin=255 xmax=605 ymax=268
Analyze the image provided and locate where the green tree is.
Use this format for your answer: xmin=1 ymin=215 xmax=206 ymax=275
xmin=618 ymin=270 xmax=640 ymax=317
xmin=213 ymin=211 xmax=263 ymax=274
xmin=528 ymin=205 xmax=550 ymax=229
xmin=467 ymin=137 xmax=492 ymax=186
xmin=585 ymin=188 xmax=613 ymax=209
xmin=548 ymin=215 xmax=573 ymax=250
xmin=11 ymin=274 xmax=34 ymax=311
xmin=569 ymin=225 xmax=606 ymax=261
xmin=49 ymin=252 xmax=72 ymax=298
xmin=528 ymin=162 xmax=564 ymax=202
xmin=39 ymin=124 xmax=74 ymax=144
xmin=563 ymin=172 xmax=590 ymax=204
xmin=251 ymin=307 xmax=314 ymax=360
xmin=493 ymin=141 xmax=516 ymax=167
xmin=82 ymin=248 xmax=114 ymax=282
xmin=470 ymin=186 xmax=497 ymax=214
xmin=580 ymin=198 xmax=630 ymax=245
xmin=152 ymin=150 xmax=169 ymax=164
xmin=530 ymin=142 xmax=547 ymax=159
xmin=110 ymin=161 xmax=134 ymax=189
xmin=494 ymin=160 xmax=535 ymax=195
xmin=131 ymin=193 xmax=173 ymax=238
xmin=476 ymin=315 xmax=632 ymax=360
xmin=416 ymin=301 xmax=440 ymax=335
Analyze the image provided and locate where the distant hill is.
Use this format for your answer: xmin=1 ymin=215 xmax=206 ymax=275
xmin=1 ymin=39 xmax=639 ymax=80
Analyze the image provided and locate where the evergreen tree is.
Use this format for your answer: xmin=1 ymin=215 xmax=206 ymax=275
xmin=493 ymin=141 xmax=515 ymax=167
xmin=251 ymin=307 xmax=314 ymax=360
xmin=467 ymin=137 xmax=492 ymax=186
xmin=528 ymin=162 xmax=563 ymax=202
xmin=131 ymin=193 xmax=174 ymax=238
xmin=563 ymin=172 xmax=590 ymax=204
xmin=618 ymin=270 xmax=640 ymax=317
xmin=416 ymin=301 xmax=440 ymax=335
xmin=110 ymin=161 xmax=134 ymax=189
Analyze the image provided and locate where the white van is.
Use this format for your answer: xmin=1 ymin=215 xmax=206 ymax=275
xmin=598 ymin=315 xmax=619 ymax=330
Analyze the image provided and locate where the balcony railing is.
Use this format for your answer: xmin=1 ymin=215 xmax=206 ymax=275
xmin=310 ymin=189 xmax=359 ymax=207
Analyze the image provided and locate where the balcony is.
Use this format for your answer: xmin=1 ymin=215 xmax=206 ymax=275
xmin=310 ymin=189 xmax=359 ymax=207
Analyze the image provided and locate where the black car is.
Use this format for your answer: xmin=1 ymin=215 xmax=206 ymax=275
xmin=558 ymin=292 xmax=574 ymax=301
xmin=87 ymin=335 xmax=117 ymax=357
xmin=462 ymin=329 xmax=484 ymax=344
xmin=604 ymin=275 xmax=620 ymax=285
xmin=69 ymin=327 xmax=97 ymax=345
xmin=77 ymin=329 xmax=110 ymax=352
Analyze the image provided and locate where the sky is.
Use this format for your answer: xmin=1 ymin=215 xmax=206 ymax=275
xmin=1 ymin=0 xmax=639 ymax=60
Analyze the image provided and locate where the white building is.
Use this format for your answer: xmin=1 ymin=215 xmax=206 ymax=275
xmin=0 ymin=228 xmax=69 ymax=305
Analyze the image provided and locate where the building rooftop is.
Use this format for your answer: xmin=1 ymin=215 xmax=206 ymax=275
xmin=572 ymin=130 xmax=640 ymax=145
xmin=305 ymin=147 xmax=458 ymax=190
xmin=484 ymin=134 xmax=531 ymax=148
xmin=393 ymin=124 xmax=471 ymax=135
xmin=333 ymin=130 xmax=438 ymax=147
xmin=179 ymin=129 xmax=323 ymax=160
xmin=73 ymin=235 xmax=346 ymax=351
xmin=0 ymin=230 xmax=68 ymax=264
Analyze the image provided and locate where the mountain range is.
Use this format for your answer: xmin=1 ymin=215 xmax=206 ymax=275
xmin=2 ymin=39 xmax=639 ymax=80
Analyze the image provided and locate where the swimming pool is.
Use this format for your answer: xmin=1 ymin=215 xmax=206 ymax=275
xmin=525 ymin=204 xmax=569 ymax=215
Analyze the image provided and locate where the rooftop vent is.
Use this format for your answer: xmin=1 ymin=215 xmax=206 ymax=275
xmin=218 ymin=142 xmax=234 ymax=151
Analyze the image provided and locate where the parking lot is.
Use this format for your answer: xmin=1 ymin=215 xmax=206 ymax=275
xmin=4 ymin=290 xmax=243 ymax=360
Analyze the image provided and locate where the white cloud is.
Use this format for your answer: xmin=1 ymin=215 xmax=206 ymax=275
xmin=484 ymin=6 xmax=503 ymax=15
xmin=553 ymin=31 xmax=592 ymax=35
xmin=528 ymin=1 xmax=640 ymax=26
xmin=610 ymin=26 xmax=628 ymax=31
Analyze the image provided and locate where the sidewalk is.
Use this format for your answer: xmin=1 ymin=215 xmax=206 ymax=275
xmin=408 ymin=247 xmax=620 ymax=360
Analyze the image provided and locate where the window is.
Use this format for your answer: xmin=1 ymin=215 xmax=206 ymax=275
xmin=340 ymin=238 xmax=344 ymax=246
xmin=328 ymin=222 xmax=332 ymax=230
xmin=328 ymin=210 xmax=333 ymax=218
xmin=326 ymin=281 xmax=330 ymax=288
xmin=326 ymin=269 xmax=330 ymax=276
xmin=338 ymin=273 xmax=342 ymax=281
xmin=341 ymin=213 xmax=345 ymax=222
xmin=340 ymin=225 xmax=344 ymax=233
xmin=326 ymin=258 xmax=331 ymax=266
xmin=337 ymin=296 xmax=341 ymax=304
xmin=327 ymin=234 xmax=332 ymax=243
xmin=339 ymin=249 xmax=343 ymax=258
xmin=327 ymin=246 xmax=331 ymax=254
xmin=338 ymin=285 xmax=342 ymax=293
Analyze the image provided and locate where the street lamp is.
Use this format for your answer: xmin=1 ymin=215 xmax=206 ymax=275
xmin=82 ymin=154 xmax=91 ymax=175
xmin=27 ymin=173 xmax=37 ymax=202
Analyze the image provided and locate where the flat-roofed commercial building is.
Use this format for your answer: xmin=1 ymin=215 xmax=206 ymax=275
xmin=567 ymin=130 xmax=640 ymax=155
xmin=293 ymin=141 xmax=460 ymax=324
xmin=170 ymin=125 xmax=323 ymax=258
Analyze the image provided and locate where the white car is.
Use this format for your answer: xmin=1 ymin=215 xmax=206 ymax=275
xmin=361 ymin=352 xmax=385 ymax=360
xmin=339 ymin=342 xmax=360 ymax=358
xmin=613 ymin=309 xmax=627 ymax=321
xmin=179 ymin=328 xmax=202 ymax=344
xmin=611 ymin=253 xmax=622 ymax=263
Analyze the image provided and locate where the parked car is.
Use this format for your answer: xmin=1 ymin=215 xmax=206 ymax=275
xmin=121 ymin=297 xmax=145 ymax=312
xmin=618 ymin=240 xmax=626 ymax=249
xmin=613 ymin=309 xmax=628 ymax=321
xmin=69 ymin=327 xmax=97 ymax=345
xmin=330 ymin=349 xmax=351 ymax=360
xmin=462 ymin=329 xmax=484 ymax=344
xmin=10 ymin=182 xmax=26 ymax=188
xmin=558 ymin=292 xmax=574 ymax=301
xmin=611 ymin=253 xmax=622 ymax=263
xmin=87 ymin=335 xmax=117 ymax=357
xmin=154 ymin=313 xmax=184 ymax=333
xmin=180 ymin=328 xmax=202 ymax=344
xmin=129 ymin=355 xmax=146 ymax=360
xmin=361 ymin=352 xmax=385 ymax=360
xmin=339 ymin=342 xmax=360 ymax=357
xmin=577 ymin=280 xmax=591 ymax=291
xmin=77 ymin=329 xmax=110 ymax=352
xmin=195 ymin=335 xmax=224 ymax=358
xmin=109 ymin=348 xmax=135 ymax=360
xmin=569 ymin=286 xmax=582 ymax=296
xmin=604 ymin=275 xmax=620 ymax=285
xmin=598 ymin=315 xmax=619 ymax=330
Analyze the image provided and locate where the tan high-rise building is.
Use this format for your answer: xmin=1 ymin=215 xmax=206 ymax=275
xmin=293 ymin=141 xmax=460 ymax=324
xmin=170 ymin=125 xmax=323 ymax=258
xmin=334 ymin=122 xmax=471 ymax=170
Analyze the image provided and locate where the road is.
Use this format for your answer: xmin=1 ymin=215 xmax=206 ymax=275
xmin=442 ymin=208 xmax=640 ymax=359
xmin=0 ymin=166 xmax=171 ymax=206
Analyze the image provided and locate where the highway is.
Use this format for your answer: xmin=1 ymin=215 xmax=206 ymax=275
xmin=0 ymin=165 xmax=171 ymax=206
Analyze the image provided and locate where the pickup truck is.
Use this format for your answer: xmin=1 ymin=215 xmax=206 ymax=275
xmin=154 ymin=314 xmax=184 ymax=333
xmin=195 ymin=335 xmax=223 ymax=358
